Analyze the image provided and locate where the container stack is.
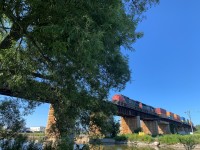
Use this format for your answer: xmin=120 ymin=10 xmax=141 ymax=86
xmin=180 ymin=117 xmax=186 ymax=123
xmin=174 ymin=114 xmax=181 ymax=121
xmin=155 ymin=108 xmax=167 ymax=118
xmin=166 ymin=112 xmax=174 ymax=119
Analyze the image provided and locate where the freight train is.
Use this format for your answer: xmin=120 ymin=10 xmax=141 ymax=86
xmin=112 ymin=94 xmax=192 ymax=125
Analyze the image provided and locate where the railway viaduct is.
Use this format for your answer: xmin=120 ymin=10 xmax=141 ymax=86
xmin=0 ymin=88 xmax=193 ymax=136
xmin=116 ymin=104 xmax=193 ymax=135
xmin=46 ymin=102 xmax=193 ymax=137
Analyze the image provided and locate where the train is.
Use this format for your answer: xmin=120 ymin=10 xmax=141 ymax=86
xmin=112 ymin=94 xmax=192 ymax=125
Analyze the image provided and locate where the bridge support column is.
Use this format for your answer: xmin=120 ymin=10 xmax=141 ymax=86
xmin=184 ymin=127 xmax=189 ymax=134
xmin=45 ymin=105 xmax=59 ymax=141
xmin=158 ymin=121 xmax=171 ymax=134
xmin=177 ymin=126 xmax=185 ymax=134
xmin=141 ymin=120 xmax=158 ymax=135
xmin=120 ymin=116 xmax=141 ymax=134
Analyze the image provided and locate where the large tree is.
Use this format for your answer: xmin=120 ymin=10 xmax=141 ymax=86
xmin=0 ymin=0 xmax=159 ymax=140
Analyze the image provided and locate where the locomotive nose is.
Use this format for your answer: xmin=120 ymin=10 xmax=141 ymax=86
xmin=112 ymin=94 xmax=125 ymax=102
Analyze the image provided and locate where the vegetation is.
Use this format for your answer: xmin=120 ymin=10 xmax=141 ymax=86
xmin=114 ymin=134 xmax=154 ymax=143
xmin=0 ymin=0 xmax=159 ymax=149
xmin=178 ymin=135 xmax=199 ymax=150
xmin=114 ymin=133 xmax=200 ymax=147
xmin=0 ymin=100 xmax=26 ymax=139
xmin=158 ymin=134 xmax=180 ymax=144
xmin=195 ymin=125 xmax=200 ymax=134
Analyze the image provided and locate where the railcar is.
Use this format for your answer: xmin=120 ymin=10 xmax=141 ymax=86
xmin=112 ymin=94 xmax=190 ymax=124
xmin=155 ymin=108 xmax=167 ymax=118
xmin=112 ymin=94 xmax=156 ymax=114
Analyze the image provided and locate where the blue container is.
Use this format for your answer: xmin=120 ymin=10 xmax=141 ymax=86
xmin=180 ymin=117 xmax=186 ymax=122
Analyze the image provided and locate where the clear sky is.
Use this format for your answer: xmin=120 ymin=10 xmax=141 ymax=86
xmin=1 ymin=0 xmax=200 ymax=127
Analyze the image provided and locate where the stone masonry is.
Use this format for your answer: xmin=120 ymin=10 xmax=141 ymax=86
xmin=45 ymin=105 xmax=59 ymax=140
xmin=158 ymin=121 xmax=171 ymax=134
xmin=141 ymin=120 xmax=158 ymax=135
xmin=120 ymin=116 xmax=141 ymax=134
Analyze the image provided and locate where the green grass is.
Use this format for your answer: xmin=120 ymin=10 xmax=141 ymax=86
xmin=158 ymin=134 xmax=200 ymax=145
xmin=114 ymin=134 xmax=154 ymax=143
xmin=158 ymin=134 xmax=180 ymax=144
xmin=23 ymin=132 xmax=45 ymax=136
xmin=21 ymin=132 xmax=46 ymax=142
xmin=115 ymin=134 xmax=200 ymax=145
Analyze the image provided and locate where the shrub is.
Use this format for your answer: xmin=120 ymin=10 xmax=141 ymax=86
xmin=114 ymin=134 xmax=154 ymax=143
xmin=134 ymin=127 xmax=142 ymax=134
xmin=158 ymin=134 xmax=180 ymax=144
xmin=0 ymin=134 xmax=41 ymax=150
xmin=114 ymin=135 xmax=128 ymax=141
xmin=178 ymin=135 xmax=198 ymax=150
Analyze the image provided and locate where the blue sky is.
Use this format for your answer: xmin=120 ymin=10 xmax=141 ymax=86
xmin=1 ymin=0 xmax=200 ymax=127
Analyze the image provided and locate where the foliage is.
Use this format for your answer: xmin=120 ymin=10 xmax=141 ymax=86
xmin=0 ymin=0 xmax=159 ymax=148
xmin=0 ymin=134 xmax=41 ymax=150
xmin=0 ymin=100 xmax=25 ymax=139
xmin=114 ymin=134 xmax=128 ymax=141
xmin=158 ymin=134 xmax=180 ymax=145
xmin=93 ymin=116 xmax=120 ymax=138
xmin=158 ymin=134 xmax=200 ymax=146
xmin=195 ymin=125 xmax=200 ymax=134
xmin=114 ymin=134 xmax=154 ymax=143
xmin=178 ymin=135 xmax=199 ymax=150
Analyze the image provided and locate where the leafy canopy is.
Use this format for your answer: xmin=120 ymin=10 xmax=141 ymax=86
xmin=0 ymin=0 xmax=159 ymax=136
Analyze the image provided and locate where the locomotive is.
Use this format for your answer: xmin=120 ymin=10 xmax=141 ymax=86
xmin=112 ymin=94 xmax=155 ymax=114
xmin=112 ymin=94 xmax=191 ymax=125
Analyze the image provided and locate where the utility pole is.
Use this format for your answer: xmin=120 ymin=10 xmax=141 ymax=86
xmin=185 ymin=110 xmax=194 ymax=134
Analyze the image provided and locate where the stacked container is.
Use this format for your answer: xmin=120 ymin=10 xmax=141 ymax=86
xmin=174 ymin=114 xmax=181 ymax=121
xmin=180 ymin=117 xmax=186 ymax=123
xmin=166 ymin=112 xmax=174 ymax=119
xmin=155 ymin=108 xmax=167 ymax=117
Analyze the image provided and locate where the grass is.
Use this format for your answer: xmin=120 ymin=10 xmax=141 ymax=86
xmin=158 ymin=134 xmax=180 ymax=144
xmin=21 ymin=132 xmax=46 ymax=142
xmin=114 ymin=134 xmax=154 ymax=143
xmin=114 ymin=134 xmax=200 ymax=145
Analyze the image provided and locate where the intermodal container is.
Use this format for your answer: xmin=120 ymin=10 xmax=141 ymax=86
xmin=174 ymin=114 xmax=181 ymax=121
xmin=180 ymin=117 xmax=186 ymax=123
xmin=166 ymin=112 xmax=174 ymax=119
xmin=139 ymin=102 xmax=143 ymax=109
xmin=155 ymin=108 xmax=166 ymax=114
xmin=155 ymin=108 xmax=167 ymax=117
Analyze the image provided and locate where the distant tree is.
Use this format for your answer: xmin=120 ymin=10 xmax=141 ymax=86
xmin=195 ymin=125 xmax=200 ymax=134
xmin=0 ymin=0 xmax=159 ymax=146
xmin=0 ymin=99 xmax=25 ymax=139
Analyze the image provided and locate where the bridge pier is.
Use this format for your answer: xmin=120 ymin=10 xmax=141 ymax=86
xmin=45 ymin=105 xmax=59 ymax=141
xmin=141 ymin=120 xmax=158 ymax=135
xmin=120 ymin=116 xmax=141 ymax=134
xmin=157 ymin=121 xmax=171 ymax=134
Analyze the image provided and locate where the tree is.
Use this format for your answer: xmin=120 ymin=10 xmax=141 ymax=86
xmin=0 ymin=99 xmax=25 ymax=139
xmin=195 ymin=125 xmax=200 ymax=134
xmin=0 ymin=0 xmax=159 ymax=144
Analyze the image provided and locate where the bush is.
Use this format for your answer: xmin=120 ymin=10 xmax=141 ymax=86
xmin=114 ymin=134 xmax=154 ymax=143
xmin=114 ymin=135 xmax=128 ymax=141
xmin=178 ymin=135 xmax=199 ymax=150
xmin=134 ymin=127 xmax=142 ymax=134
xmin=158 ymin=134 xmax=180 ymax=145
xmin=0 ymin=134 xmax=41 ymax=150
